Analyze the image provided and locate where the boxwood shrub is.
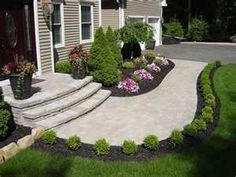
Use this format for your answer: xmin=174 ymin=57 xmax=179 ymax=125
xmin=192 ymin=119 xmax=207 ymax=131
xmin=122 ymin=140 xmax=138 ymax=155
xmin=143 ymin=135 xmax=159 ymax=150
xmin=201 ymin=112 xmax=213 ymax=124
xmin=93 ymin=139 xmax=110 ymax=156
xmin=55 ymin=60 xmax=72 ymax=74
xmin=66 ymin=135 xmax=81 ymax=151
xmin=183 ymin=124 xmax=198 ymax=136
xmin=41 ymin=130 xmax=57 ymax=145
xmin=170 ymin=129 xmax=184 ymax=146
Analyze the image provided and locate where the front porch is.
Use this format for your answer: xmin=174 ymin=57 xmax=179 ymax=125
xmin=2 ymin=73 xmax=111 ymax=128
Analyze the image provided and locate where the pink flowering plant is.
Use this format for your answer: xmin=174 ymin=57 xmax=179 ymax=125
xmin=147 ymin=63 xmax=161 ymax=72
xmin=118 ymin=77 xmax=140 ymax=93
xmin=134 ymin=69 xmax=154 ymax=80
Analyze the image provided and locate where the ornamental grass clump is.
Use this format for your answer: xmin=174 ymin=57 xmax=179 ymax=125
xmin=93 ymin=139 xmax=110 ymax=156
xmin=66 ymin=135 xmax=81 ymax=151
xmin=122 ymin=61 xmax=135 ymax=69
xmin=134 ymin=69 xmax=153 ymax=80
xmin=143 ymin=135 xmax=160 ymax=150
xmin=118 ymin=78 xmax=140 ymax=93
xmin=41 ymin=130 xmax=57 ymax=145
xmin=170 ymin=129 xmax=184 ymax=146
xmin=144 ymin=52 xmax=156 ymax=60
xmin=122 ymin=140 xmax=138 ymax=155
xmin=201 ymin=112 xmax=213 ymax=124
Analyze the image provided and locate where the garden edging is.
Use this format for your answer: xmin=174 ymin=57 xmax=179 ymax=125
xmin=0 ymin=127 xmax=45 ymax=164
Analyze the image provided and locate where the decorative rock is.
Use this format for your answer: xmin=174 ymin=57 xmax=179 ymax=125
xmin=31 ymin=127 xmax=45 ymax=140
xmin=230 ymin=35 xmax=236 ymax=43
xmin=1 ymin=143 xmax=19 ymax=160
xmin=17 ymin=135 xmax=34 ymax=150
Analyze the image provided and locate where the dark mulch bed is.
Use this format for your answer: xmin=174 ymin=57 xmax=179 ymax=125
xmin=31 ymin=67 xmax=220 ymax=161
xmin=0 ymin=125 xmax=31 ymax=148
xmin=103 ymin=60 xmax=175 ymax=97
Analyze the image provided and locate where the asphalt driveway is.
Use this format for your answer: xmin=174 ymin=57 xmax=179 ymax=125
xmin=153 ymin=44 xmax=236 ymax=64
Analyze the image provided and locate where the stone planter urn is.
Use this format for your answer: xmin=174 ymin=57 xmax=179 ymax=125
xmin=9 ymin=73 xmax=33 ymax=100
xmin=71 ymin=61 xmax=86 ymax=80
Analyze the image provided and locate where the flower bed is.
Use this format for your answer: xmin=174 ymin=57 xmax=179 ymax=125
xmin=31 ymin=62 xmax=221 ymax=161
xmin=103 ymin=58 xmax=175 ymax=97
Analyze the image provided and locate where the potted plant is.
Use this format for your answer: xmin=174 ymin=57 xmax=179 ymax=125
xmin=1 ymin=59 xmax=36 ymax=100
xmin=68 ymin=45 xmax=91 ymax=79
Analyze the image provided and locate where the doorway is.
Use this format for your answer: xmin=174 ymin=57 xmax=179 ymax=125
xmin=0 ymin=0 xmax=37 ymax=69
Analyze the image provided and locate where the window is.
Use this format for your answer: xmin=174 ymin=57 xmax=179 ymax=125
xmin=126 ymin=16 xmax=145 ymax=24
xmin=80 ymin=4 xmax=93 ymax=42
xmin=52 ymin=3 xmax=64 ymax=48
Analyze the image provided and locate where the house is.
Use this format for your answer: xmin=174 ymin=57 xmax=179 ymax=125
xmin=0 ymin=0 xmax=167 ymax=77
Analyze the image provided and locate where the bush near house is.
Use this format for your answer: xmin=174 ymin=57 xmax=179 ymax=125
xmin=106 ymin=26 xmax=123 ymax=66
xmin=41 ymin=130 xmax=57 ymax=145
xmin=55 ymin=60 xmax=72 ymax=74
xmin=88 ymin=27 xmax=121 ymax=86
xmin=0 ymin=88 xmax=14 ymax=139
xmin=170 ymin=129 xmax=184 ymax=146
xmin=164 ymin=19 xmax=184 ymax=37
xmin=187 ymin=18 xmax=209 ymax=41
xmin=66 ymin=135 xmax=81 ymax=151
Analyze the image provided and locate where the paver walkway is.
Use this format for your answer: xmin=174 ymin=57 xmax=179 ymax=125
xmin=55 ymin=59 xmax=206 ymax=145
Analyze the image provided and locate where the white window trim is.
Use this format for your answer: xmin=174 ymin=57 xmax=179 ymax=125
xmin=127 ymin=16 xmax=145 ymax=23
xmin=147 ymin=16 xmax=161 ymax=46
xmin=79 ymin=3 xmax=94 ymax=44
xmin=52 ymin=2 xmax=65 ymax=49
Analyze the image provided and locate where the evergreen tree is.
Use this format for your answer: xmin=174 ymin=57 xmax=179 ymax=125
xmin=105 ymin=26 xmax=123 ymax=65
xmin=88 ymin=27 xmax=120 ymax=86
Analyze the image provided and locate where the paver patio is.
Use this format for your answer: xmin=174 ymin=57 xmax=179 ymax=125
xmin=55 ymin=59 xmax=206 ymax=145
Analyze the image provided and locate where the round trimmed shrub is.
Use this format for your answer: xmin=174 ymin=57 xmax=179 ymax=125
xmin=66 ymin=135 xmax=81 ymax=151
xmin=187 ymin=18 xmax=209 ymax=41
xmin=205 ymin=97 xmax=216 ymax=108
xmin=0 ymin=109 xmax=11 ymax=139
xmin=183 ymin=124 xmax=198 ymax=136
xmin=143 ymin=135 xmax=159 ymax=150
xmin=144 ymin=52 xmax=156 ymax=60
xmin=55 ymin=60 xmax=72 ymax=74
xmin=164 ymin=19 xmax=184 ymax=37
xmin=122 ymin=140 xmax=138 ymax=155
xmin=122 ymin=61 xmax=135 ymax=69
xmin=41 ymin=130 xmax=57 ymax=145
xmin=93 ymin=139 xmax=110 ymax=156
xmin=201 ymin=112 xmax=213 ymax=124
xmin=170 ymin=129 xmax=184 ymax=146
xmin=133 ymin=57 xmax=148 ymax=66
xmin=192 ymin=119 xmax=207 ymax=131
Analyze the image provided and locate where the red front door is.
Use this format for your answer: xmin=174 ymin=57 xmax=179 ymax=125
xmin=0 ymin=0 xmax=37 ymax=69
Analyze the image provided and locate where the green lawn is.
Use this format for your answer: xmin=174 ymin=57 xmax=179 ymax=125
xmin=0 ymin=65 xmax=236 ymax=177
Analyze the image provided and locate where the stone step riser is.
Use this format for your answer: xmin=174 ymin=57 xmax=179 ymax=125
xmin=34 ymin=90 xmax=111 ymax=129
xmin=22 ymin=83 xmax=102 ymax=120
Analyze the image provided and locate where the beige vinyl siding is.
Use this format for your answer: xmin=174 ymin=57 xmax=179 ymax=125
xmin=54 ymin=0 xmax=80 ymax=61
xmin=55 ymin=1 xmax=100 ymax=59
xmin=38 ymin=1 xmax=53 ymax=73
xmin=124 ymin=0 xmax=161 ymax=19
xmin=101 ymin=9 xmax=119 ymax=29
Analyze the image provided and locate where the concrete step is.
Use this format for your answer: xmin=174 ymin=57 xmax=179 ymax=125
xmin=4 ymin=76 xmax=93 ymax=109
xmin=34 ymin=89 xmax=111 ymax=129
xmin=22 ymin=82 xmax=102 ymax=120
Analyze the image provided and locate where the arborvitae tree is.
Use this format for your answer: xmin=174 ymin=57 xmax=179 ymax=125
xmin=88 ymin=27 xmax=120 ymax=86
xmin=105 ymin=26 xmax=123 ymax=65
